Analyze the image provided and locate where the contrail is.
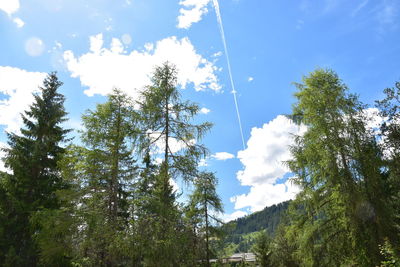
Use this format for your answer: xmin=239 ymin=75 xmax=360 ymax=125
xmin=212 ymin=0 xmax=246 ymax=150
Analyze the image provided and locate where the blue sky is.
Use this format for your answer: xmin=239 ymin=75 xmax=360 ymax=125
xmin=0 ymin=0 xmax=399 ymax=221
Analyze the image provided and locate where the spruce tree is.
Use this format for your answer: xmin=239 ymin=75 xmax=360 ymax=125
xmin=0 ymin=72 xmax=70 ymax=266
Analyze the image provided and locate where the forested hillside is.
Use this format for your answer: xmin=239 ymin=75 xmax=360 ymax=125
xmin=219 ymin=201 xmax=289 ymax=254
xmin=226 ymin=201 xmax=289 ymax=236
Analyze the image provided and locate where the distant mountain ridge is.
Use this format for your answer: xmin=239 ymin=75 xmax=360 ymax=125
xmin=226 ymin=200 xmax=290 ymax=235
xmin=220 ymin=201 xmax=290 ymax=253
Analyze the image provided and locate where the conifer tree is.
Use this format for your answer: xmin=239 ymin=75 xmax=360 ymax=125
xmin=288 ymin=69 xmax=390 ymax=266
xmin=376 ymin=81 xmax=400 ymax=248
xmin=138 ymin=62 xmax=211 ymax=190
xmin=188 ymin=171 xmax=223 ymax=266
xmin=252 ymin=230 xmax=272 ymax=267
xmin=73 ymin=89 xmax=138 ymax=266
xmin=136 ymin=62 xmax=213 ymax=265
xmin=0 ymin=72 xmax=70 ymax=266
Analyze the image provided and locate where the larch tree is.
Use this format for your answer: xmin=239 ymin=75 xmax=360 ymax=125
xmin=287 ymin=69 xmax=391 ymax=266
xmin=376 ymin=81 xmax=400 ymax=248
xmin=188 ymin=171 xmax=223 ymax=266
xmin=136 ymin=62 xmax=212 ymax=265
xmin=71 ymin=89 xmax=138 ymax=266
xmin=252 ymin=230 xmax=272 ymax=267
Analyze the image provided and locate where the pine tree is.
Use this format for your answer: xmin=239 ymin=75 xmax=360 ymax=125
xmin=0 ymin=72 xmax=70 ymax=266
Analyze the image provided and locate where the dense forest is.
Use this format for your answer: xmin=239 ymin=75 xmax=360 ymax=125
xmin=226 ymin=201 xmax=290 ymax=236
xmin=0 ymin=64 xmax=399 ymax=267
xmin=218 ymin=201 xmax=289 ymax=255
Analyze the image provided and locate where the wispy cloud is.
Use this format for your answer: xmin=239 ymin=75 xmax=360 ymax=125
xmin=323 ymin=0 xmax=340 ymax=13
xmin=177 ymin=0 xmax=211 ymax=29
xmin=295 ymin=19 xmax=304 ymax=30
xmin=376 ymin=0 xmax=398 ymax=25
xmin=299 ymin=0 xmax=310 ymax=12
xmin=13 ymin=17 xmax=24 ymax=28
xmin=351 ymin=0 xmax=369 ymax=17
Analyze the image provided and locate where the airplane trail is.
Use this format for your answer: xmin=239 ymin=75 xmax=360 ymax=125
xmin=212 ymin=0 xmax=246 ymax=150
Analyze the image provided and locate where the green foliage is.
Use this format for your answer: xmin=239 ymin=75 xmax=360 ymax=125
xmin=134 ymin=62 xmax=214 ymax=266
xmin=137 ymin=62 xmax=212 ymax=184
xmin=219 ymin=201 xmax=289 ymax=255
xmin=251 ymin=231 xmax=272 ymax=267
xmin=0 ymin=72 xmax=70 ymax=266
xmin=225 ymin=201 xmax=289 ymax=236
xmin=286 ymin=69 xmax=394 ymax=266
xmin=379 ymin=239 xmax=400 ymax=267
xmin=4 ymin=64 xmax=399 ymax=267
xmin=376 ymin=81 xmax=400 ymax=247
xmin=188 ymin=171 xmax=224 ymax=265
xmin=68 ymin=89 xmax=138 ymax=266
xmin=270 ymin=223 xmax=299 ymax=267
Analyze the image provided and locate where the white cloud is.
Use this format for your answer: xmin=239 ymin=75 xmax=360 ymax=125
xmin=237 ymin=115 xmax=306 ymax=187
xmin=199 ymin=158 xmax=208 ymax=167
xmin=212 ymin=51 xmax=222 ymax=57
xmin=212 ymin=152 xmax=234 ymax=161
xmin=177 ymin=0 xmax=211 ymax=29
xmin=247 ymin=76 xmax=254 ymax=82
xmin=231 ymin=179 xmax=300 ymax=212
xmin=230 ymin=115 xmax=306 ymax=212
xmin=200 ymin=107 xmax=211 ymax=114
xmin=170 ymin=178 xmax=179 ymax=193
xmin=13 ymin=17 xmax=24 ymax=27
xmin=64 ymin=34 xmax=220 ymax=99
xmin=363 ymin=107 xmax=383 ymax=131
xmin=147 ymin=131 xmax=196 ymax=155
xmin=0 ymin=0 xmax=19 ymax=16
xmin=0 ymin=66 xmax=47 ymax=133
xmin=223 ymin=210 xmax=248 ymax=222
xmin=0 ymin=0 xmax=24 ymax=28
